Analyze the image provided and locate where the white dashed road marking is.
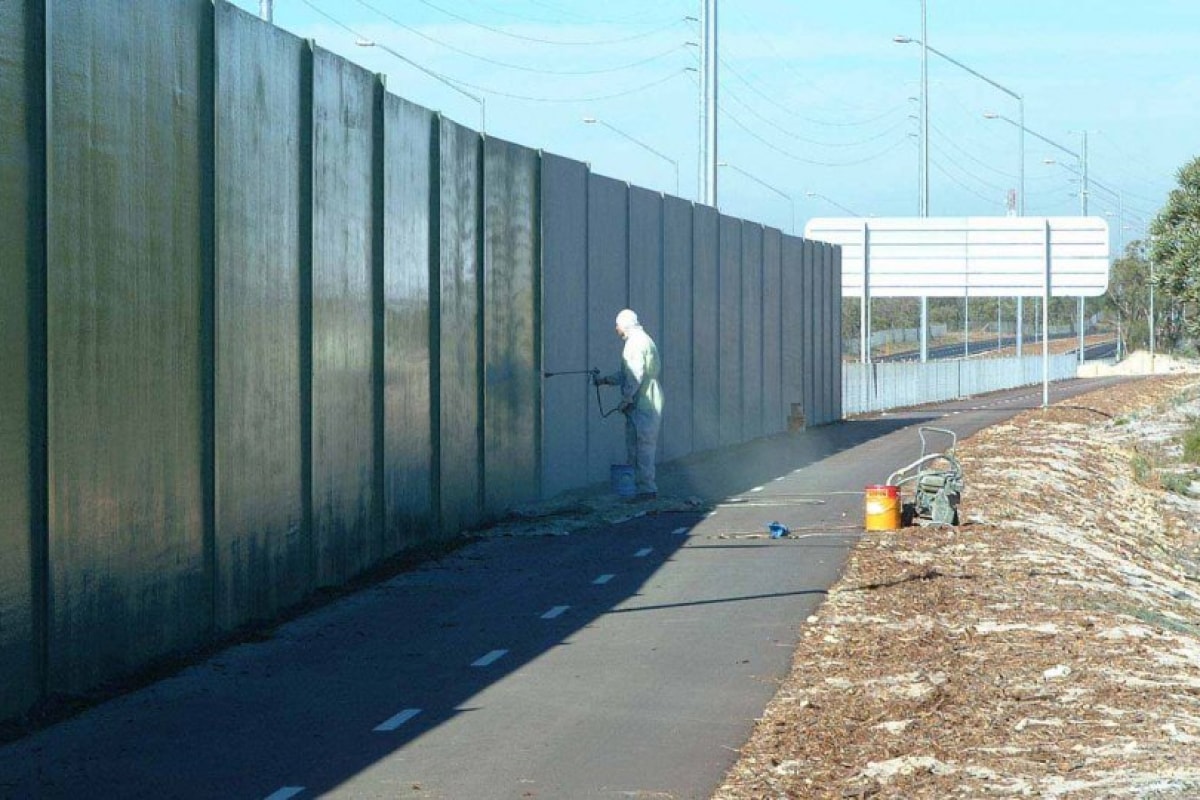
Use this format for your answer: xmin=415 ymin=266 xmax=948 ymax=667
xmin=593 ymin=574 xmax=615 ymax=585
xmin=634 ymin=548 xmax=653 ymax=558
xmin=264 ymin=788 xmax=304 ymax=800
xmin=472 ymin=649 xmax=509 ymax=667
xmin=373 ymin=708 xmax=422 ymax=732
xmin=672 ymin=527 xmax=689 ymax=535
xmin=541 ymin=605 xmax=570 ymax=619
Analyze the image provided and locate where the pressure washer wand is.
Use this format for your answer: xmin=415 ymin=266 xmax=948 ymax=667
xmin=542 ymin=367 xmax=622 ymax=418
xmin=542 ymin=368 xmax=600 ymax=379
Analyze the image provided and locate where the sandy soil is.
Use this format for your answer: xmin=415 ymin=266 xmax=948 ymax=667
xmin=715 ymin=356 xmax=1200 ymax=799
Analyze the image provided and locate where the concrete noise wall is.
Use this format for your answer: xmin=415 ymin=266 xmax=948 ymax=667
xmin=0 ymin=0 xmax=842 ymax=724
xmin=0 ymin=0 xmax=44 ymax=725
xmin=538 ymin=168 xmax=844 ymax=492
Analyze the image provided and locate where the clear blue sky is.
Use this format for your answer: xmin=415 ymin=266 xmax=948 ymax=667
xmin=229 ymin=0 xmax=1197 ymax=248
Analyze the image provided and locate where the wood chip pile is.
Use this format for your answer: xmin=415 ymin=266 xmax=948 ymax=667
xmin=716 ymin=376 xmax=1200 ymax=799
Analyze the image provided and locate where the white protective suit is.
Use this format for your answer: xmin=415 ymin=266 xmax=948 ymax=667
xmin=604 ymin=309 xmax=663 ymax=496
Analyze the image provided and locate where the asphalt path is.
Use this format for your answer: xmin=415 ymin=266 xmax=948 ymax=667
xmin=874 ymin=333 xmax=1117 ymax=362
xmin=0 ymin=376 xmax=1130 ymax=800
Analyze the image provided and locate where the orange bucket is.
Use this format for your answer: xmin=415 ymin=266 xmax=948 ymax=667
xmin=864 ymin=484 xmax=901 ymax=531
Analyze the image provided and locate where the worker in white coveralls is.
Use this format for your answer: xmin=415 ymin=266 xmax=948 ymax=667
xmin=595 ymin=309 xmax=663 ymax=501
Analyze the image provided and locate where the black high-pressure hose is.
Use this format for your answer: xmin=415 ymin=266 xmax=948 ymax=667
xmin=542 ymin=368 xmax=623 ymax=418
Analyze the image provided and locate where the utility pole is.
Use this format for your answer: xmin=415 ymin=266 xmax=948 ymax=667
xmin=1078 ymin=130 xmax=1089 ymax=362
xmin=919 ymin=0 xmax=929 ymax=361
xmin=701 ymin=0 xmax=718 ymax=207
xmin=919 ymin=0 xmax=928 ymax=218
xmin=260 ymin=0 xmax=273 ymax=23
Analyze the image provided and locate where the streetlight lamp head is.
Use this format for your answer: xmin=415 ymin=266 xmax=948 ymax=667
xmin=354 ymin=38 xmax=375 ymax=47
xmin=582 ymin=117 xmax=597 ymax=124
xmin=716 ymin=161 xmax=728 ymax=167
xmin=893 ymin=35 xmax=914 ymax=44
xmin=982 ymin=111 xmax=999 ymax=119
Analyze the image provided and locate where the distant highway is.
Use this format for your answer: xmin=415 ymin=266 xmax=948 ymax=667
xmin=870 ymin=332 xmax=1119 ymax=363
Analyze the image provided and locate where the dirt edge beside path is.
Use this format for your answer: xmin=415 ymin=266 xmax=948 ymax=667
xmin=716 ymin=374 xmax=1200 ymax=799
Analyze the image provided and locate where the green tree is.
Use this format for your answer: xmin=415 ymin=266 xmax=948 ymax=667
xmin=1104 ymin=239 xmax=1152 ymax=351
xmin=1150 ymin=155 xmax=1200 ymax=342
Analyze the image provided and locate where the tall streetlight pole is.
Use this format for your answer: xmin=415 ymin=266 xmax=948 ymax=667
xmin=1074 ymin=130 xmax=1089 ymax=361
xmin=356 ymin=39 xmax=486 ymax=134
xmin=701 ymin=0 xmax=718 ymax=207
xmin=1040 ymin=130 xmax=1093 ymax=363
xmin=717 ymin=162 xmax=794 ymax=234
xmin=979 ymin=112 xmax=1028 ymax=217
xmin=920 ymin=0 xmax=928 ymax=217
xmin=985 ymin=113 xmax=1080 ymax=360
xmin=895 ymin=31 xmax=1022 ymax=364
xmin=991 ymin=114 xmax=1077 ymax=167
xmin=896 ymin=36 xmax=1023 ymax=213
xmin=919 ymin=1 xmax=929 ymax=362
xmin=805 ymin=190 xmax=860 ymax=217
xmin=1077 ymin=131 xmax=1089 ymax=215
xmin=582 ymin=117 xmax=680 ymax=197
xmin=260 ymin=0 xmax=272 ymax=22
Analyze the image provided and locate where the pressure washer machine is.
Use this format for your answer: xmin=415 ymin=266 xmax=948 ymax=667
xmin=886 ymin=426 xmax=964 ymax=526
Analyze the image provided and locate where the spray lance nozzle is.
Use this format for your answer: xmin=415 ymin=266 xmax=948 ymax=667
xmin=542 ymin=367 xmax=600 ymax=379
xmin=542 ymin=367 xmax=621 ymax=418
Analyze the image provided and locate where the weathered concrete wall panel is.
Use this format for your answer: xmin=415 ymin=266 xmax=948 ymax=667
xmin=831 ymin=245 xmax=844 ymax=421
xmin=781 ymin=236 xmax=805 ymax=425
xmin=311 ymin=48 xmax=378 ymax=582
xmin=46 ymin=0 xmax=212 ymax=691
xmin=213 ymin=2 xmax=308 ymax=630
xmin=382 ymin=95 xmax=434 ymax=550
xmin=483 ymin=137 xmax=540 ymax=514
xmin=0 ymin=0 xmax=42 ymax=720
xmin=437 ymin=119 xmax=483 ymax=534
xmin=540 ymin=155 xmax=589 ymax=499
xmin=628 ymin=187 xmax=663 ymax=334
xmin=586 ymin=174 xmax=629 ymax=484
xmin=740 ymin=223 xmax=764 ymax=441
xmin=718 ymin=216 xmax=743 ymax=448
xmin=691 ymin=205 xmax=720 ymax=453
xmin=762 ymin=229 xmax=784 ymax=434
xmin=661 ymin=196 xmax=693 ymax=461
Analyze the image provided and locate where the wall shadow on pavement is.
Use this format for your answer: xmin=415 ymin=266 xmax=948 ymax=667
xmin=0 ymin=418 xmax=930 ymax=799
xmin=660 ymin=415 xmax=940 ymax=502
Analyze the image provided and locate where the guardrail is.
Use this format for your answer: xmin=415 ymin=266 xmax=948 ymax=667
xmin=842 ymin=353 xmax=1081 ymax=415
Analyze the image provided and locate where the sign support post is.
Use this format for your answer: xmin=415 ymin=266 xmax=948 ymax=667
xmin=1043 ymin=219 xmax=1051 ymax=408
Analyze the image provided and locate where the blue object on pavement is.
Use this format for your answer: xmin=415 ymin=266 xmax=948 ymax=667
xmin=768 ymin=521 xmax=790 ymax=539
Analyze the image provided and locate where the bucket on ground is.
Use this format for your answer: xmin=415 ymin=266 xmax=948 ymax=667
xmin=611 ymin=464 xmax=636 ymax=498
xmin=864 ymin=484 xmax=901 ymax=530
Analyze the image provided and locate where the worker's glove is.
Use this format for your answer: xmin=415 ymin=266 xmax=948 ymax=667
xmin=618 ymin=398 xmax=635 ymax=414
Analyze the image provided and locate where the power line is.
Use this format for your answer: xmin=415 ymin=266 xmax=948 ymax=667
xmin=299 ymin=0 xmax=476 ymax=98
xmin=928 ymin=157 xmax=1006 ymax=209
xmin=353 ymin=0 xmax=691 ymax=74
xmin=447 ymin=68 xmax=692 ymax=103
xmin=927 ymin=119 xmax=1017 ymax=181
xmin=720 ymin=88 xmax=910 ymax=149
xmin=302 ymin=0 xmax=690 ymax=104
xmin=400 ymin=0 xmax=690 ymax=46
xmin=719 ymin=57 xmax=907 ymax=129
xmin=722 ymin=3 xmax=900 ymax=120
xmin=719 ymin=106 xmax=910 ymax=167
xmin=452 ymin=0 xmax=687 ymax=27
